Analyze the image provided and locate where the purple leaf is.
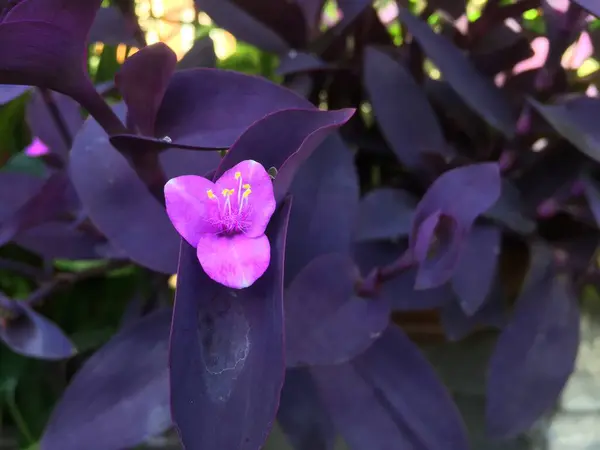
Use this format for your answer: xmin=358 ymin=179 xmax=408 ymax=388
xmin=0 ymin=84 xmax=30 ymax=104
xmin=177 ymin=37 xmax=216 ymax=70
xmin=428 ymin=0 xmax=466 ymax=19
xmin=410 ymin=163 xmax=501 ymax=290
xmin=572 ymin=0 xmax=600 ymax=16
xmin=284 ymin=133 xmax=359 ymax=282
xmin=214 ymin=108 xmax=354 ymax=186
xmin=354 ymin=188 xmax=416 ymax=242
xmin=88 ymin=6 xmax=138 ymax=46
xmin=26 ymin=89 xmax=83 ymax=158
xmin=0 ymin=296 xmax=76 ymax=360
xmin=0 ymin=172 xmax=46 ymax=221
xmin=14 ymin=222 xmax=102 ymax=260
xmin=40 ymin=309 xmax=172 ymax=450
xmin=110 ymin=68 xmax=315 ymax=150
xmin=364 ymin=47 xmax=450 ymax=168
xmin=285 ymin=253 xmax=390 ymax=367
xmin=484 ymin=179 xmax=536 ymax=235
xmin=277 ymin=367 xmax=335 ymax=450
xmin=486 ymin=246 xmax=580 ymax=438
xmin=296 ymin=0 xmax=327 ymax=36
xmin=530 ymin=96 xmax=600 ymax=163
xmin=277 ymin=51 xmax=331 ymax=76
xmin=451 ymin=224 xmax=502 ymax=315
xmin=169 ymin=197 xmax=292 ymax=450
xmin=69 ymin=112 xmax=180 ymax=273
xmin=582 ymin=175 xmax=600 ymax=227
xmin=194 ymin=0 xmax=305 ymax=53
xmin=399 ymin=9 xmax=516 ymax=137
xmin=0 ymin=172 xmax=72 ymax=246
xmin=0 ymin=0 xmax=103 ymax=101
xmin=115 ymin=43 xmax=177 ymax=136
xmin=313 ymin=326 xmax=470 ymax=450
xmin=159 ymin=148 xmax=221 ymax=180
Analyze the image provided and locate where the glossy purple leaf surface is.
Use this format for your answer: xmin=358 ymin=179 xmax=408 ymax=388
xmin=313 ymin=326 xmax=470 ymax=450
xmin=40 ymin=308 xmax=172 ymax=450
xmin=0 ymin=84 xmax=30 ymax=104
xmin=486 ymin=246 xmax=580 ymax=438
xmin=88 ymin=6 xmax=138 ymax=46
xmin=285 ymin=253 xmax=390 ymax=367
xmin=0 ymin=296 xmax=76 ymax=360
xmin=169 ymin=197 xmax=292 ymax=450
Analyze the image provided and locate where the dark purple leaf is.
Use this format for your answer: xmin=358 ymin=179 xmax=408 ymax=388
xmin=451 ymin=225 xmax=501 ymax=315
xmin=14 ymin=222 xmax=102 ymax=260
xmin=169 ymin=197 xmax=292 ymax=450
xmin=441 ymin=278 xmax=508 ymax=341
xmin=313 ymin=326 xmax=470 ymax=450
xmin=572 ymin=0 xmax=600 ymax=16
xmin=284 ymin=133 xmax=359 ymax=281
xmin=530 ymin=96 xmax=600 ymax=162
xmin=26 ymin=89 xmax=83 ymax=158
xmin=429 ymin=0 xmax=466 ymax=19
xmin=484 ymin=179 xmax=536 ymax=235
xmin=296 ymin=0 xmax=327 ymax=36
xmin=194 ymin=0 xmax=305 ymax=52
xmin=410 ymin=163 xmax=501 ymax=290
xmin=0 ymin=0 xmax=103 ymax=101
xmin=486 ymin=245 xmax=580 ymax=438
xmin=214 ymin=108 xmax=354 ymax=186
xmin=364 ymin=47 xmax=450 ymax=169
xmin=399 ymin=9 xmax=516 ymax=137
xmin=354 ymin=188 xmax=416 ymax=242
xmin=0 ymin=296 xmax=76 ymax=360
xmin=69 ymin=112 xmax=180 ymax=273
xmin=277 ymin=51 xmax=330 ymax=76
xmin=115 ymin=43 xmax=177 ymax=136
xmin=159 ymin=148 xmax=221 ymax=180
xmin=285 ymin=253 xmax=390 ymax=367
xmin=40 ymin=308 xmax=172 ymax=450
xmin=88 ymin=6 xmax=138 ymax=46
xmin=277 ymin=367 xmax=335 ymax=450
xmin=0 ymin=172 xmax=46 ymax=221
xmin=582 ymin=175 xmax=600 ymax=226
xmin=177 ymin=37 xmax=216 ymax=70
xmin=110 ymin=68 xmax=316 ymax=150
xmin=0 ymin=84 xmax=30 ymax=104
xmin=0 ymin=172 xmax=72 ymax=246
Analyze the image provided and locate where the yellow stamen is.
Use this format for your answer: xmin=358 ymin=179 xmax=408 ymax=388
xmin=242 ymin=188 xmax=252 ymax=199
xmin=207 ymin=189 xmax=216 ymax=199
xmin=222 ymin=188 xmax=234 ymax=197
xmin=242 ymin=183 xmax=251 ymax=189
xmin=234 ymin=171 xmax=242 ymax=179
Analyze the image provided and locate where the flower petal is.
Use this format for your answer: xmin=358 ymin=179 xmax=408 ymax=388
xmin=215 ymin=160 xmax=276 ymax=238
xmin=164 ymin=175 xmax=220 ymax=247
xmin=196 ymin=233 xmax=270 ymax=289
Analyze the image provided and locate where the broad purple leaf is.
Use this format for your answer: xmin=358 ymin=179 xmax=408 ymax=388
xmin=214 ymin=108 xmax=354 ymax=184
xmin=572 ymin=0 xmax=600 ymax=16
xmin=277 ymin=367 xmax=335 ymax=450
xmin=69 ymin=112 xmax=180 ymax=273
xmin=277 ymin=52 xmax=330 ymax=76
xmin=284 ymin=133 xmax=359 ymax=282
xmin=354 ymin=188 xmax=416 ymax=242
xmin=0 ymin=84 xmax=30 ymax=104
xmin=484 ymin=179 xmax=536 ymax=235
xmin=0 ymin=0 xmax=102 ymax=99
xmin=364 ymin=47 xmax=450 ymax=168
xmin=0 ymin=297 xmax=76 ymax=360
xmin=40 ymin=309 xmax=172 ymax=450
xmin=451 ymin=225 xmax=501 ymax=315
xmin=486 ymin=247 xmax=580 ymax=438
xmin=441 ymin=278 xmax=507 ymax=341
xmin=0 ymin=172 xmax=72 ymax=246
xmin=399 ymin=9 xmax=516 ymax=137
xmin=159 ymin=148 xmax=221 ymax=180
xmin=177 ymin=37 xmax=216 ymax=70
xmin=352 ymin=241 xmax=455 ymax=311
xmin=582 ymin=175 xmax=600 ymax=227
xmin=0 ymin=172 xmax=46 ymax=221
xmin=170 ymin=197 xmax=292 ymax=450
xmin=285 ymin=253 xmax=390 ymax=367
xmin=88 ymin=6 xmax=138 ymax=46
xmin=110 ymin=68 xmax=315 ymax=150
xmin=14 ymin=222 xmax=102 ymax=260
xmin=530 ymin=96 xmax=600 ymax=163
xmin=410 ymin=163 xmax=501 ymax=289
xmin=115 ymin=43 xmax=177 ymax=136
xmin=26 ymin=89 xmax=83 ymax=158
xmin=313 ymin=326 xmax=470 ymax=450
xmin=194 ymin=0 xmax=305 ymax=53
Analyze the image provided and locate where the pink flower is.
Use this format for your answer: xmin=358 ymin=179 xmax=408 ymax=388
xmin=24 ymin=137 xmax=49 ymax=157
xmin=164 ymin=160 xmax=276 ymax=289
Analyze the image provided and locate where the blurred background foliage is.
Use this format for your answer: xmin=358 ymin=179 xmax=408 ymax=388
xmin=2 ymin=0 xmax=600 ymax=449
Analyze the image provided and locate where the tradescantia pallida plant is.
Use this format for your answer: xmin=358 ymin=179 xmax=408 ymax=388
xmin=1 ymin=0 xmax=600 ymax=448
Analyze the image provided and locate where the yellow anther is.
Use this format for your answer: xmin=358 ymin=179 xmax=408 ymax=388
xmin=235 ymin=171 xmax=242 ymax=180
xmin=207 ymin=189 xmax=216 ymax=199
xmin=242 ymin=188 xmax=252 ymax=199
xmin=221 ymin=188 xmax=235 ymax=197
xmin=242 ymin=183 xmax=251 ymax=189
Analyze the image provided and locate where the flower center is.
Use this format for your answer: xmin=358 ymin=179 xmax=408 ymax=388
xmin=206 ymin=171 xmax=253 ymax=235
